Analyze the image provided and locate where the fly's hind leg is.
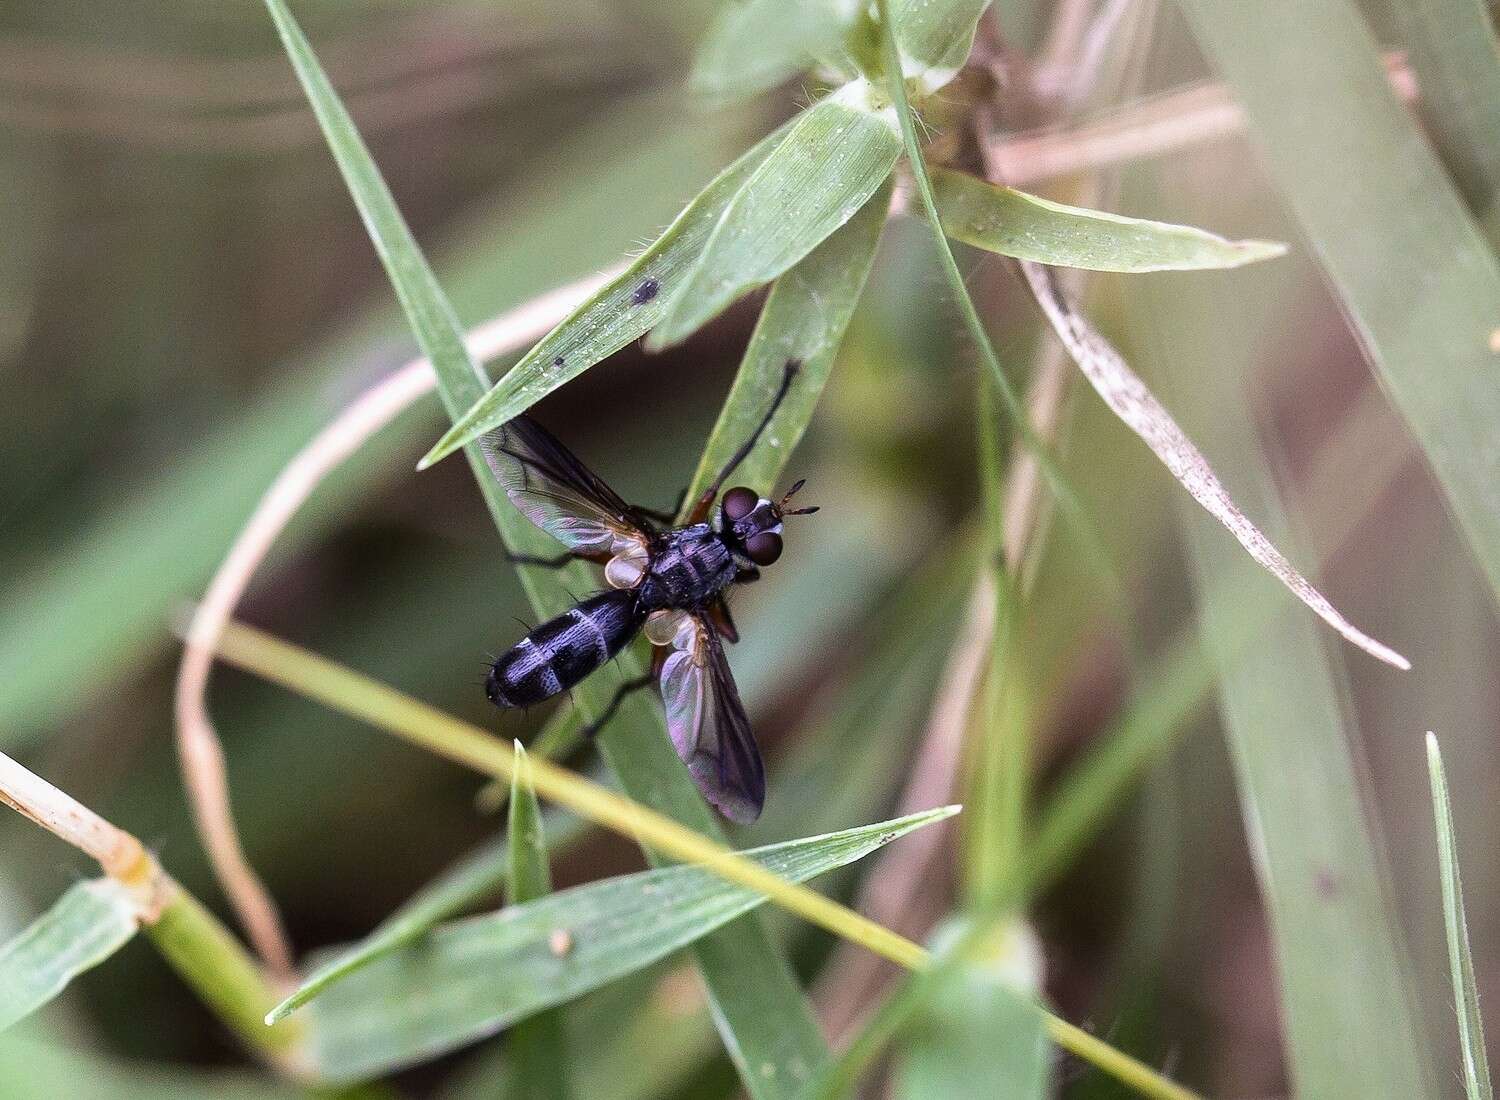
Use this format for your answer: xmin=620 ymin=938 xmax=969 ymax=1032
xmin=506 ymin=548 xmax=610 ymax=570
xmin=579 ymin=671 xmax=656 ymax=740
xmin=505 ymin=550 xmax=573 ymax=569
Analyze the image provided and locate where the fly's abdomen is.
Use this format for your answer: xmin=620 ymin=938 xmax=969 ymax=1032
xmin=487 ymin=589 xmax=644 ymax=709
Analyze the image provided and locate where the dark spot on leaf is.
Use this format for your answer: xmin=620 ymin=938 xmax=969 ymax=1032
xmin=553 ymin=356 xmax=564 ymax=367
xmin=632 ymin=277 xmax=660 ymax=305
xmin=1315 ymin=867 xmax=1340 ymax=899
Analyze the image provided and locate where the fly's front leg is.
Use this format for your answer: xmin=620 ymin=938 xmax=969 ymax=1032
xmin=686 ymin=360 xmax=802 ymax=523
xmin=634 ymin=487 xmax=688 ymax=526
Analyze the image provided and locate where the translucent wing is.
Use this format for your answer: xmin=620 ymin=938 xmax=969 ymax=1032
xmin=659 ymin=614 xmax=765 ymax=823
xmin=480 ymin=415 xmax=650 ymax=557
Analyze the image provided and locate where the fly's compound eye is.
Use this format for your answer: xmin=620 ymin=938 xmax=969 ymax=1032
xmin=721 ymin=486 xmax=758 ymax=522
xmin=744 ymin=531 xmax=783 ymax=566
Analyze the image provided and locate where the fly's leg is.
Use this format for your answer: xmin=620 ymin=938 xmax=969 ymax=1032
xmin=709 ymin=598 xmax=740 ymax=643
xmin=633 ymin=487 xmax=688 ymax=526
xmin=686 ymin=360 xmax=801 ymax=523
xmin=579 ymin=672 xmax=657 ymax=739
xmin=505 ymin=550 xmax=576 ymax=570
xmin=506 ymin=548 xmax=610 ymax=570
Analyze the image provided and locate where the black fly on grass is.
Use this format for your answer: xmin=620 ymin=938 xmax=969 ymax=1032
xmin=479 ymin=362 xmax=815 ymax=823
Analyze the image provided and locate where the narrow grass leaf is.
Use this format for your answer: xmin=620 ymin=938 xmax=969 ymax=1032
xmin=418 ymin=118 xmax=796 ymax=469
xmin=648 ymin=87 xmax=900 ymax=349
xmin=0 ymin=880 xmax=138 ymax=1031
xmin=1392 ymin=0 xmax=1500 ymax=224
xmin=1027 ymin=378 xmax=1420 ymax=898
xmin=505 ymin=744 xmax=570 ymax=1100
xmin=258 ymin=4 xmax=837 ymax=1093
xmin=302 ymin=810 xmax=955 ymax=1082
xmin=962 ymin=374 xmax=1027 ymax=907
xmin=933 ymin=167 xmax=1285 ymax=272
xmin=278 ymin=810 xmax=590 ymax=1019
xmin=874 ymin=0 xmax=1131 ymax=630
xmin=1175 ymin=0 xmax=1500 ymax=610
xmin=679 ymin=178 xmax=890 ymax=508
xmin=1427 ymin=733 xmax=1494 ymax=1100
xmin=1138 ymin=258 xmax=1433 ymax=1098
xmin=890 ymin=0 xmax=991 ymax=83
xmin=690 ymin=0 xmax=854 ymax=105
xmin=508 ymin=744 xmax=553 ymax=905
xmin=1018 ymin=259 xmax=1408 ymax=669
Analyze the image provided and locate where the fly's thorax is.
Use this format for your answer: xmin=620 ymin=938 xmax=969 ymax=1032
xmin=638 ymin=524 xmax=736 ymax=611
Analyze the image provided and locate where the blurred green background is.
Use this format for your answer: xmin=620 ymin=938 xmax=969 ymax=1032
xmin=2 ymin=1 xmax=1497 ymax=1096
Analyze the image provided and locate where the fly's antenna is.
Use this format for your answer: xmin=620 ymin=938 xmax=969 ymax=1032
xmin=779 ymin=477 xmax=818 ymax=516
xmin=697 ymin=360 xmax=801 ymax=510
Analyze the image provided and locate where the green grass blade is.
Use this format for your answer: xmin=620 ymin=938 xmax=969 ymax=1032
xmin=0 ymin=880 xmax=138 ymax=1031
xmin=932 ymin=167 xmax=1285 ymax=272
xmin=1393 ymin=0 xmax=1500 ymax=224
xmin=1427 ymin=733 xmax=1494 ymax=1100
xmin=439 ymin=963 xmax=721 ymax=1100
xmin=872 ymin=0 xmax=1130 ymax=632
xmin=1024 ymin=374 xmax=1421 ymax=900
xmin=890 ymin=0 xmax=990 ymax=82
xmin=508 ymin=744 xmax=554 ymax=905
xmin=690 ymin=0 xmax=854 ymax=104
xmin=648 ymin=86 xmax=901 ymax=349
xmin=678 ymin=178 xmax=890 ymax=508
xmin=418 ymin=118 xmax=797 ymax=470
xmin=270 ymin=811 xmax=589 ymax=1024
xmin=962 ymin=372 xmax=1027 ymax=907
xmin=1176 ymin=0 xmax=1500 ymax=607
xmin=1137 ymin=260 xmax=1434 ymax=1098
xmin=506 ymin=744 xmax=570 ymax=1100
xmin=260 ymin=1 xmax=480 ymax=451
xmin=300 ymin=809 xmax=956 ymax=1082
xmin=259 ymin=4 xmax=837 ymax=1093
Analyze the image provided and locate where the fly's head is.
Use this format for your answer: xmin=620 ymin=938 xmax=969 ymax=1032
xmin=717 ymin=480 xmax=818 ymax=570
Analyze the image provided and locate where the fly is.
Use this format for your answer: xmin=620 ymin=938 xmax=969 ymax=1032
xmin=479 ymin=362 xmax=816 ymax=823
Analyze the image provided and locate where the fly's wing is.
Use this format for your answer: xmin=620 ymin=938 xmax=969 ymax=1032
xmin=659 ymin=615 xmax=765 ymax=823
xmin=480 ymin=415 xmax=650 ymax=557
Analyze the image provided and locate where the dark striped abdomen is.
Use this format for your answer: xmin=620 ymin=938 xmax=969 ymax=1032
xmin=486 ymin=589 xmax=644 ymax=709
